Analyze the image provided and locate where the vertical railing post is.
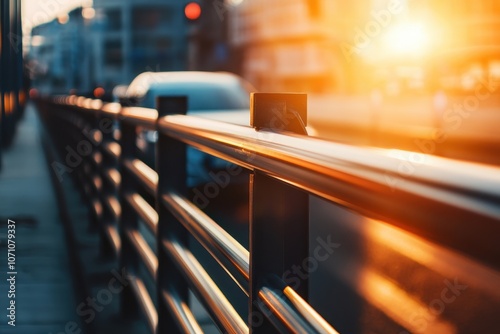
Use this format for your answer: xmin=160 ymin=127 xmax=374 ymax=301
xmin=97 ymin=108 xmax=117 ymax=257
xmin=118 ymin=112 xmax=140 ymax=317
xmin=249 ymin=93 xmax=309 ymax=333
xmin=86 ymin=107 xmax=102 ymax=233
xmin=156 ymin=96 xmax=188 ymax=334
xmin=67 ymin=105 xmax=88 ymax=200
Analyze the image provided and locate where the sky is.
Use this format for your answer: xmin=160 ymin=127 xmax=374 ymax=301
xmin=22 ymin=0 xmax=87 ymax=32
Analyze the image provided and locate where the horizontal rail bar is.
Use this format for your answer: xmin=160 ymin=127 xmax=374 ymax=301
xmin=92 ymin=152 xmax=102 ymax=166
xmin=86 ymin=99 xmax=104 ymax=111
xmin=129 ymin=274 xmax=158 ymax=334
xmin=121 ymin=107 xmax=158 ymax=129
xmin=258 ymin=279 xmax=339 ymax=334
xmin=104 ymin=195 xmax=121 ymax=220
xmin=158 ymin=114 xmax=500 ymax=266
xmin=101 ymin=102 xmax=121 ymax=116
xmin=104 ymin=224 xmax=121 ymax=256
xmin=102 ymin=141 xmax=121 ymax=161
xmin=159 ymin=114 xmax=500 ymax=205
xmin=126 ymin=229 xmax=158 ymax=279
xmin=124 ymin=158 xmax=158 ymax=195
xmin=91 ymin=199 xmax=102 ymax=218
xmin=125 ymin=193 xmax=158 ymax=234
xmin=103 ymin=168 xmax=121 ymax=189
xmin=91 ymin=176 xmax=102 ymax=192
xmin=162 ymin=192 xmax=249 ymax=294
xmin=162 ymin=238 xmax=248 ymax=334
xmin=161 ymin=287 xmax=204 ymax=334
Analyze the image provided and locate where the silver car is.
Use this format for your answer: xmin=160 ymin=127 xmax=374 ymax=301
xmin=120 ymin=71 xmax=255 ymax=187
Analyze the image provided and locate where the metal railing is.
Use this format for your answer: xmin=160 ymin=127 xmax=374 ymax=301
xmin=36 ymin=93 xmax=342 ymax=333
xmin=36 ymin=92 xmax=500 ymax=333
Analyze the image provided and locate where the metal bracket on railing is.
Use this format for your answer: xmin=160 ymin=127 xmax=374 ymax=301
xmin=250 ymin=92 xmax=308 ymax=135
xmin=249 ymin=93 xmax=310 ymax=332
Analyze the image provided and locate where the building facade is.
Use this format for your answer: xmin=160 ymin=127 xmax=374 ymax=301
xmin=91 ymin=0 xmax=192 ymax=91
xmin=228 ymin=0 xmax=500 ymax=94
xmin=228 ymin=0 xmax=373 ymax=93
xmin=30 ymin=0 xmax=196 ymax=95
xmin=30 ymin=8 xmax=88 ymax=94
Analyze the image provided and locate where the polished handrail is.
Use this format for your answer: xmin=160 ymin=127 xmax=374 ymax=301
xmin=101 ymin=102 xmax=121 ymax=116
xmin=159 ymin=114 xmax=500 ymax=203
xmin=121 ymin=107 xmax=158 ymax=128
xmin=157 ymin=114 xmax=500 ymax=265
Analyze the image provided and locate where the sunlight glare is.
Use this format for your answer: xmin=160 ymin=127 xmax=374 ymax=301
xmin=383 ymin=22 xmax=430 ymax=56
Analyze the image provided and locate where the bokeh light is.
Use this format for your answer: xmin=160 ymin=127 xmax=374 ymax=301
xmin=184 ymin=2 xmax=201 ymax=20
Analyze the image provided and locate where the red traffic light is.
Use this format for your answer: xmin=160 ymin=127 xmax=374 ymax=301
xmin=185 ymin=2 xmax=201 ymax=20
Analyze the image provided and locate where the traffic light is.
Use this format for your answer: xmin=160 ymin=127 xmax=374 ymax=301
xmin=184 ymin=2 xmax=201 ymax=21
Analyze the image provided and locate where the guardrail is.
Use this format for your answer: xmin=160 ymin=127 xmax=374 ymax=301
xmin=37 ymin=93 xmax=341 ymax=333
xmin=36 ymin=92 xmax=500 ymax=333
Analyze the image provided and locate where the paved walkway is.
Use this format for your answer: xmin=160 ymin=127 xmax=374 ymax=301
xmin=0 ymin=105 xmax=82 ymax=333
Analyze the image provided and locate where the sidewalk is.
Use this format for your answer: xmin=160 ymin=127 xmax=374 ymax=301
xmin=0 ymin=105 xmax=83 ymax=333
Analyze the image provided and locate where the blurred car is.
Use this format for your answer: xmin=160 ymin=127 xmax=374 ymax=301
xmin=118 ymin=71 xmax=255 ymax=186
xmin=123 ymin=71 xmax=253 ymax=110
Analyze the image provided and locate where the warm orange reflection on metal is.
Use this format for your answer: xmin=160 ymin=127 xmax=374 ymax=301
xmin=132 ymin=159 xmax=159 ymax=187
xmin=361 ymin=217 xmax=500 ymax=300
xmin=106 ymin=195 xmax=121 ymax=218
xmin=161 ymin=290 xmax=204 ymax=334
xmin=128 ymin=193 xmax=158 ymax=231
xmin=105 ymin=225 xmax=121 ymax=254
xmin=129 ymin=275 xmax=158 ymax=332
xmin=104 ymin=142 xmax=121 ymax=159
xmin=355 ymin=268 xmax=456 ymax=334
xmin=127 ymin=229 xmax=158 ymax=277
xmin=106 ymin=168 xmax=121 ymax=188
xmin=102 ymin=102 xmax=121 ymax=115
xmin=283 ymin=287 xmax=340 ymax=334
xmin=92 ymin=199 xmax=103 ymax=217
